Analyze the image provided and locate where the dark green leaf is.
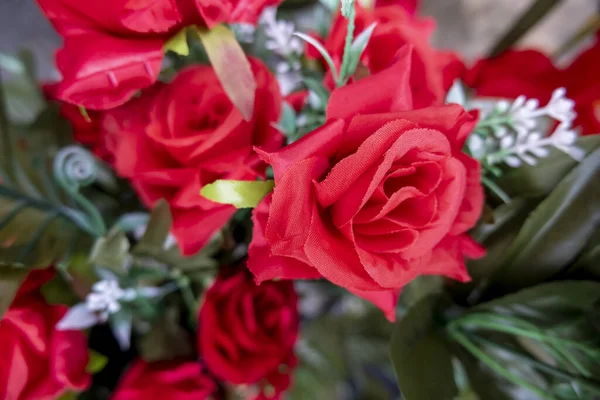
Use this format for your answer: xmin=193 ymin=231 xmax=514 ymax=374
xmin=0 ymin=265 xmax=28 ymax=319
xmin=276 ymin=102 xmax=297 ymax=139
xmin=138 ymin=306 xmax=194 ymax=362
xmin=566 ymin=228 xmax=600 ymax=278
xmin=474 ymin=281 xmax=600 ymax=323
xmin=0 ymin=51 xmax=44 ymax=124
xmin=40 ymin=272 xmax=79 ymax=306
xmin=132 ymin=200 xmax=172 ymax=256
xmin=490 ymin=148 xmax=600 ymax=290
xmin=86 ymin=350 xmax=108 ymax=374
xmin=389 ymin=296 xmax=458 ymax=400
xmin=89 ymin=230 xmax=130 ymax=274
xmin=497 ymin=135 xmax=600 ymax=198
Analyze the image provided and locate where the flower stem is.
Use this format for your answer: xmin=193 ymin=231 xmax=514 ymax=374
xmin=337 ymin=0 xmax=356 ymax=87
xmin=481 ymin=175 xmax=511 ymax=204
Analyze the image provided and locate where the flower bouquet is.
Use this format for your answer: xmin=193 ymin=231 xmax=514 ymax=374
xmin=0 ymin=0 xmax=599 ymax=399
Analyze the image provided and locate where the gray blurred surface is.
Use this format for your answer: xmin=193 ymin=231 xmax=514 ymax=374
xmin=0 ymin=0 xmax=596 ymax=79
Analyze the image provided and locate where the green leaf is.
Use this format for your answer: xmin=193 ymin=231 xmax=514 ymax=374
xmin=340 ymin=22 xmax=376 ymax=84
xmin=89 ymin=230 xmax=130 ymax=274
xmin=465 ymin=199 xmax=540 ymax=288
xmin=164 ymin=27 xmax=190 ymax=56
xmin=40 ymin=272 xmax=79 ymax=306
xmin=389 ymin=296 xmax=458 ymax=400
xmin=490 ymin=147 xmax=600 ymax=290
xmin=197 ymin=25 xmax=256 ymax=121
xmin=294 ymin=32 xmax=339 ymax=82
xmin=0 ymin=265 xmax=28 ymax=319
xmin=497 ymin=135 xmax=600 ymax=198
xmin=303 ymin=77 xmax=330 ymax=111
xmin=133 ymin=200 xmax=172 ymax=256
xmin=138 ymin=306 xmax=194 ymax=362
xmin=275 ymin=102 xmax=297 ymax=139
xmin=86 ymin=350 xmax=108 ymax=374
xmin=0 ymin=98 xmax=97 ymax=267
xmin=200 ymin=179 xmax=274 ymax=208
xmin=567 ymin=228 xmax=600 ymax=278
xmin=473 ymin=281 xmax=600 ymax=326
xmin=0 ymin=51 xmax=45 ymax=124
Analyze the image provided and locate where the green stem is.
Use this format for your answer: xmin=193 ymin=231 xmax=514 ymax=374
xmin=172 ymin=271 xmax=198 ymax=327
xmin=449 ymin=329 xmax=557 ymax=400
xmin=481 ymin=175 xmax=511 ymax=204
xmin=337 ymin=0 xmax=356 ymax=87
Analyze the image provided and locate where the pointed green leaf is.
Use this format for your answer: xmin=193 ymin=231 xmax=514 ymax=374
xmin=89 ymin=230 xmax=130 ymax=273
xmin=341 ymin=22 xmax=377 ymax=84
xmin=490 ymin=147 xmax=600 ymax=290
xmin=0 ymin=266 xmax=28 ymax=319
xmin=294 ymin=32 xmax=339 ymax=82
xmin=275 ymin=102 xmax=297 ymax=139
xmin=200 ymin=179 xmax=274 ymax=208
xmin=164 ymin=27 xmax=190 ymax=56
xmin=86 ymin=350 xmax=108 ymax=374
xmin=197 ymin=25 xmax=256 ymax=121
xmin=133 ymin=200 xmax=172 ymax=255
xmin=138 ymin=306 xmax=194 ymax=362
xmin=389 ymin=296 xmax=458 ymax=400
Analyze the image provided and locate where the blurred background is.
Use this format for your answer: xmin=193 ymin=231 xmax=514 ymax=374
xmin=0 ymin=0 xmax=596 ymax=80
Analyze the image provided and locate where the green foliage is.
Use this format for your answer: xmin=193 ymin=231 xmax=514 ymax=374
xmin=389 ymin=296 xmax=459 ymax=400
xmin=200 ymin=179 xmax=275 ymax=209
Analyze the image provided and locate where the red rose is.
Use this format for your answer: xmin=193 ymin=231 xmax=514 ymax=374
xmin=104 ymin=58 xmax=283 ymax=255
xmin=463 ymin=49 xmax=560 ymax=104
xmin=248 ymin=49 xmax=484 ymax=320
xmin=36 ymin=0 xmax=281 ymax=110
xmin=112 ymin=360 xmax=218 ymax=400
xmin=198 ymin=269 xmax=298 ymax=398
xmin=375 ymin=0 xmax=419 ymax=15
xmin=561 ymin=35 xmax=600 ymax=135
xmin=308 ymin=3 xmax=458 ymax=106
xmin=0 ymin=270 xmax=90 ymax=400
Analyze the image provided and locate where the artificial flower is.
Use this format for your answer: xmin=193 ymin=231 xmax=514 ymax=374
xmin=112 ymin=359 xmax=218 ymax=400
xmin=0 ymin=269 xmax=90 ymax=400
xmin=36 ymin=0 xmax=282 ymax=109
xmin=198 ymin=268 xmax=298 ymax=398
xmin=104 ymin=58 xmax=283 ymax=255
xmin=248 ymin=48 xmax=484 ymax=320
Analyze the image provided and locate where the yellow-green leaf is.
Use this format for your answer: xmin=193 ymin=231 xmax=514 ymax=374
xmin=164 ymin=27 xmax=190 ymax=56
xmin=196 ymin=25 xmax=256 ymax=121
xmin=86 ymin=350 xmax=108 ymax=374
xmin=200 ymin=180 xmax=274 ymax=209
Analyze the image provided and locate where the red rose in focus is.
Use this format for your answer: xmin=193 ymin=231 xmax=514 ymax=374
xmin=0 ymin=269 xmax=90 ymax=400
xmin=105 ymin=58 xmax=283 ymax=255
xmin=463 ymin=49 xmax=560 ymax=104
xmin=36 ymin=0 xmax=281 ymax=109
xmin=112 ymin=360 xmax=218 ymax=400
xmin=561 ymin=35 xmax=600 ymax=135
xmin=198 ymin=269 xmax=298 ymax=398
xmin=308 ymin=3 xmax=460 ymax=106
xmin=248 ymin=49 xmax=484 ymax=320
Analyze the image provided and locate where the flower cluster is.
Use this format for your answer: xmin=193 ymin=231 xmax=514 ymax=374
xmin=1 ymin=1 xmax=599 ymax=399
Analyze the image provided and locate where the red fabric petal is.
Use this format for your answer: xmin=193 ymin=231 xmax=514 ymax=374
xmin=54 ymin=33 xmax=164 ymax=109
